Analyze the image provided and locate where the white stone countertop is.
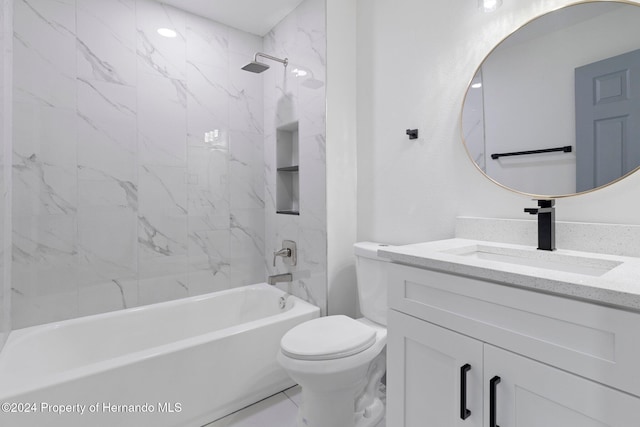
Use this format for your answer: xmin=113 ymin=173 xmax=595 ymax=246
xmin=379 ymin=238 xmax=640 ymax=312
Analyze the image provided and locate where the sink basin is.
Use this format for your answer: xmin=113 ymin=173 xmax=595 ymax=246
xmin=378 ymin=237 xmax=640 ymax=311
xmin=444 ymin=244 xmax=622 ymax=277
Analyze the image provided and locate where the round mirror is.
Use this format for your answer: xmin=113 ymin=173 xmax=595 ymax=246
xmin=462 ymin=1 xmax=640 ymax=197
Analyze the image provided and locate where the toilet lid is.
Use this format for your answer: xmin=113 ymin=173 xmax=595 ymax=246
xmin=281 ymin=315 xmax=377 ymax=361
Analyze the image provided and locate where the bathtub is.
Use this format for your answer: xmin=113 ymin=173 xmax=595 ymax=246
xmin=0 ymin=283 xmax=319 ymax=427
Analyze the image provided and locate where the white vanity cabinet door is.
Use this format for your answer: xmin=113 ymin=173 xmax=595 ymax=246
xmin=388 ymin=262 xmax=640 ymax=397
xmin=484 ymin=345 xmax=640 ymax=427
xmin=387 ymin=310 xmax=483 ymax=427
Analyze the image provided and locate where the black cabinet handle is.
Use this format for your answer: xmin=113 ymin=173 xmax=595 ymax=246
xmin=490 ymin=376 xmax=501 ymax=427
xmin=460 ymin=364 xmax=471 ymax=420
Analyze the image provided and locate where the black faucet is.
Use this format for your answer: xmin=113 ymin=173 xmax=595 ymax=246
xmin=524 ymin=199 xmax=556 ymax=251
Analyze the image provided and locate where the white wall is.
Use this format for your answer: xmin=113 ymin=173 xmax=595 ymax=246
xmin=356 ymin=0 xmax=640 ymax=246
xmin=326 ymin=0 xmax=358 ymax=316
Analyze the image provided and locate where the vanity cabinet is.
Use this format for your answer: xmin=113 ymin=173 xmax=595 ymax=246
xmin=484 ymin=344 xmax=638 ymax=426
xmin=387 ymin=262 xmax=640 ymax=426
xmin=387 ymin=311 xmax=483 ymax=427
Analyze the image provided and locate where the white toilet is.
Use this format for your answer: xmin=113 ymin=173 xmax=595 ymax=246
xmin=277 ymin=242 xmax=390 ymax=427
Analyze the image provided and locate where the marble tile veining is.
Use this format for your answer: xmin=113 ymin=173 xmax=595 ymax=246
xmin=135 ymin=0 xmax=186 ymax=80
xmin=262 ymin=0 xmax=327 ymax=314
xmin=137 ymin=72 xmax=187 ymax=167
xmin=186 ymin=60 xmax=229 ymax=146
xmin=11 ymin=0 xmax=326 ymax=328
xmin=14 ymin=0 xmax=77 ymax=109
xmin=77 ymin=207 xmax=138 ymax=287
xmin=186 ymin=14 xmax=229 ymax=67
xmin=0 ymin=0 xmax=10 ymax=353
xmin=77 ymin=78 xmax=137 ymax=197
xmin=13 ymin=0 xmax=264 ymax=328
xmin=76 ymin=0 xmax=136 ymax=86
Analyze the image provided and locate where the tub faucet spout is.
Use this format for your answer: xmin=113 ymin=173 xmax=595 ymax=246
xmin=268 ymin=273 xmax=293 ymax=286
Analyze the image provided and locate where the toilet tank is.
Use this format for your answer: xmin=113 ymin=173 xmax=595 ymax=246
xmin=354 ymin=242 xmax=391 ymax=326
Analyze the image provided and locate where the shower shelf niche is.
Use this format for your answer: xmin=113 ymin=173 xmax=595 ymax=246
xmin=276 ymin=121 xmax=300 ymax=216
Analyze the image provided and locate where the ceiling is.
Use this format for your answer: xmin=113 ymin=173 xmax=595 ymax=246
xmin=158 ymin=0 xmax=305 ymax=36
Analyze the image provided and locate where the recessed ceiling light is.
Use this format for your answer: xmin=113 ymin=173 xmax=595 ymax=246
xmin=471 ymin=82 xmax=482 ymax=89
xmin=479 ymin=0 xmax=502 ymax=12
xmin=157 ymin=28 xmax=177 ymax=38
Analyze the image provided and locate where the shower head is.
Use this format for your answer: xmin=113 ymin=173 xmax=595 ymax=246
xmin=241 ymin=52 xmax=288 ymax=73
xmin=242 ymin=61 xmax=270 ymax=73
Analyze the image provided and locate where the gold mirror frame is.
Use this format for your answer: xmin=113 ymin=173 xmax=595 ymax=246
xmin=461 ymin=0 xmax=640 ymax=199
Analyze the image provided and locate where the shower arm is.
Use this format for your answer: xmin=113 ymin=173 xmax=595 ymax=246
xmin=255 ymin=52 xmax=288 ymax=67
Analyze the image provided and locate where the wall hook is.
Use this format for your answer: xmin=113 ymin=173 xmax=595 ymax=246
xmin=406 ymin=129 xmax=418 ymax=140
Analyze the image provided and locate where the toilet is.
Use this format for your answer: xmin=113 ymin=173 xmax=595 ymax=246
xmin=277 ymin=242 xmax=390 ymax=427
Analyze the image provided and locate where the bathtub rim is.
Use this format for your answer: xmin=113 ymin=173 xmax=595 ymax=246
xmin=0 ymin=283 xmax=319 ymax=400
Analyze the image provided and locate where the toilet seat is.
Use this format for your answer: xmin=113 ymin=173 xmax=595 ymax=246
xmin=281 ymin=315 xmax=376 ymax=361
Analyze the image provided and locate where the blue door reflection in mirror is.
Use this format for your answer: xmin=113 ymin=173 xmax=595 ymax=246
xmin=575 ymin=48 xmax=640 ymax=192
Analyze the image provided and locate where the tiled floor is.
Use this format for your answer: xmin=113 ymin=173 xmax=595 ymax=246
xmin=204 ymin=385 xmax=386 ymax=427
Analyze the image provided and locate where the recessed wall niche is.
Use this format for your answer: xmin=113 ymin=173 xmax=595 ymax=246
xmin=276 ymin=121 xmax=300 ymax=215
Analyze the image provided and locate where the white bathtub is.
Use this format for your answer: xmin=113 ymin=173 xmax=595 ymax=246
xmin=0 ymin=283 xmax=319 ymax=427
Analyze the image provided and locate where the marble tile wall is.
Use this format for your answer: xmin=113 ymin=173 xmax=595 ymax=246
xmin=0 ymin=0 xmax=12 ymax=350
xmin=11 ymin=0 xmax=269 ymax=328
xmin=263 ymin=0 xmax=328 ymax=314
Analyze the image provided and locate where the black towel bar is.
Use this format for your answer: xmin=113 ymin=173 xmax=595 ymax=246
xmin=491 ymin=145 xmax=572 ymax=160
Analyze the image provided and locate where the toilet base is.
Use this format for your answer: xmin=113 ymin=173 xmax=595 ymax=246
xmin=294 ymin=351 xmax=386 ymax=427
xmin=296 ymin=389 xmax=384 ymax=427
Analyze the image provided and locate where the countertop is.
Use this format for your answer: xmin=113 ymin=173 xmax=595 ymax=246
xmin=379 ymin=238 xmax=640 ymax=312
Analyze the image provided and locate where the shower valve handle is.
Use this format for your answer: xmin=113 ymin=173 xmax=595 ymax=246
xmin=273 ymin=248 xmax=292 ymax=266
xmin=272 ymin=240 xmax=297 ymax=267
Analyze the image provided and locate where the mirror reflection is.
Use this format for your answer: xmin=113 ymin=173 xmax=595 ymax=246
xmin=462 ymin=1 xmax=640 ymax=197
